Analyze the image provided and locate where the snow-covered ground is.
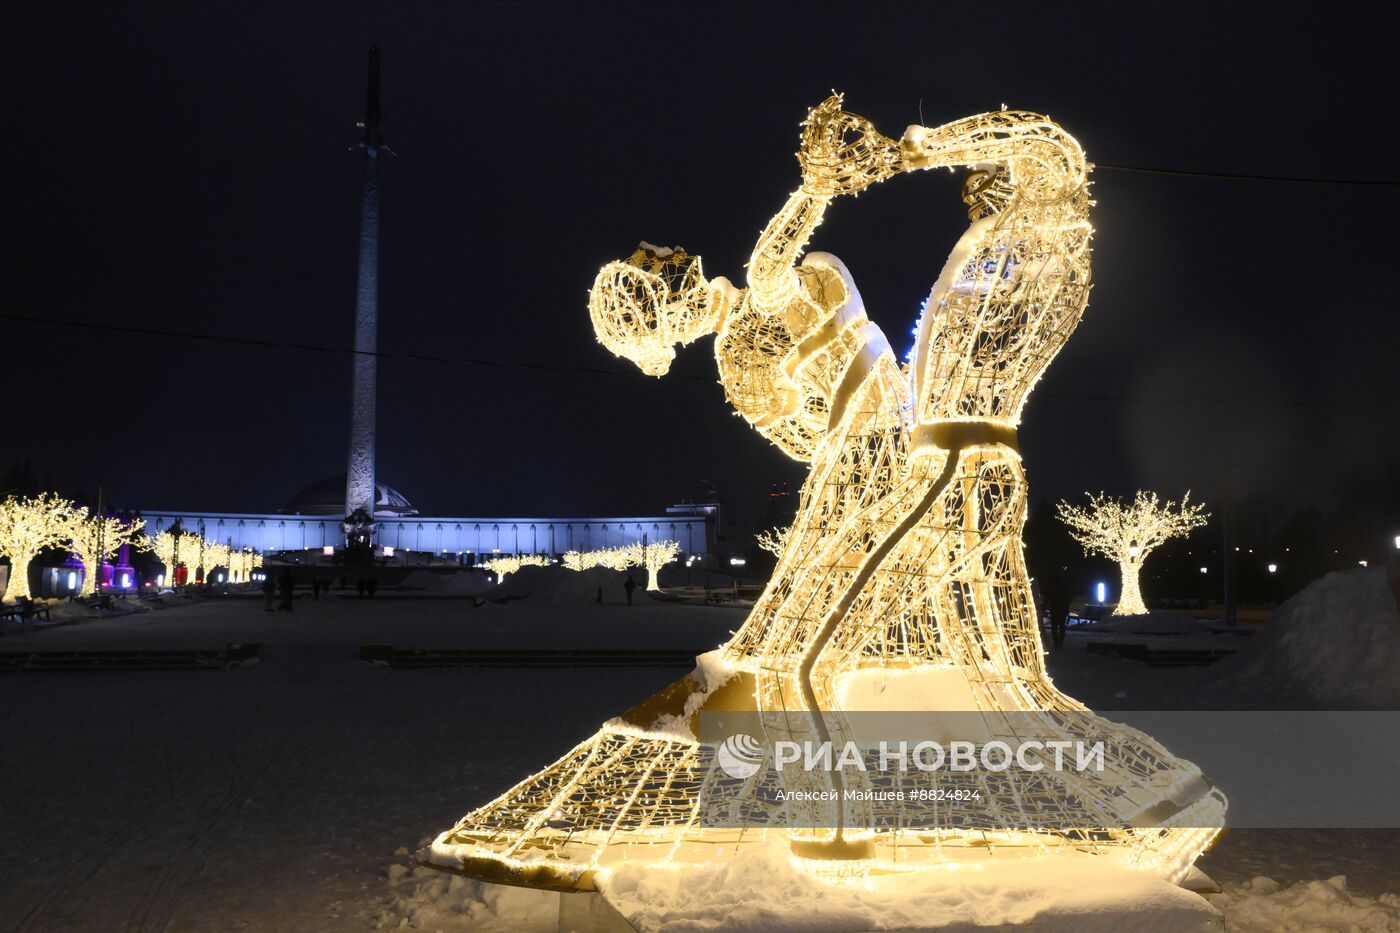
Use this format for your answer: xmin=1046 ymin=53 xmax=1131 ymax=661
xmin=1 ymin=568 xmax=1397 ymax=930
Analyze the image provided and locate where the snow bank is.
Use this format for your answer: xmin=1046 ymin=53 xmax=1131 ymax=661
xmin=501 ymin=565 xmax=635 ymax=604
xmin=399 ymin=569 xmax=491 ymax=595
xmin=1079 ymin=611 xmax=1223 ymax=635
xmin=380 ymin=844 xmax=1221 ymax=931
xmin=598 ymin=844 xmax=1220 ymax=932
xmin=1218 ymin=568 xmax=1400 ymax=708
xmin=375 ymin=862 xmax=558 ymax=931
xmin=1206 ymin=875 xmax=1400 ymax=932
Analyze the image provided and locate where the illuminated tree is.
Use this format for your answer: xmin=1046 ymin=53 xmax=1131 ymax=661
xmin=1057 ymin=491 xmax=1209 ymax=616
xmin=0 ymin=494 xmax=81 ymax=601
xmin=142 ymin=531 xmax=179 ymax=586
xmin=562 ymin=550 xmax=594 ymax=571
xmin=631 ymin=540 xmax=679 ymax=591
xmin=428 ymin=97 xmax=1225 ymax=890
xmin=484 ymin=554 xmax=551 ymax=584
xmin=176 ymin=533 xmax=204 ymax=585
xmin=228 ymin=548 xmax=259 ymax=582
xmin=201 ymin=542 xmax=231 ymax=582
xmin=756 ymin=526 xmax=789 ymax=557
xmin=68 ymin=514 xmax=145 ymax=598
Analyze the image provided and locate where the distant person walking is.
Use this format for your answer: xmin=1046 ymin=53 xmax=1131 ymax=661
xmin=356 ymin=576 xmax=366 ymax=599
xmin=366 ymin=576 xmax=379 ymax=599
xmin=624 ymin=575 xmax=636 ymax=607
xmin=311 ymin=576 xmax=322 ymax=601
xmin=262 ymin=573 xmax=276 ymax=612
xmin=596 ymin=585 xmax=603 ymax=604
xmin=278 ymin=570 xmax=295 ymax=612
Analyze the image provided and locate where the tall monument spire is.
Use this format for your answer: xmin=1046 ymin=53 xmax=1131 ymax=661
xmin=343 ymin=47 xmax=383 ymax=551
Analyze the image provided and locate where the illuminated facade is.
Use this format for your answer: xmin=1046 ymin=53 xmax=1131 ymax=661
xmin=136 ymin=509 xmax=709 ymax=558
xmin=424 ymin=96 xmax=1226 ymax=889
xmin=1058 ymin=491 xmax=1209 ymax=616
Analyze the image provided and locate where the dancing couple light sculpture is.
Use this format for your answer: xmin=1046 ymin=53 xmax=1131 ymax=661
xmin=425 ymin=97 xmax=1225 ymax=891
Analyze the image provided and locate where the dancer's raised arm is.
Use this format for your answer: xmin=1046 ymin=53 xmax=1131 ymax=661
xmin=746 ymin=95 xmax=904 ymax=307
xmin=899 ymin=109 xmax=1087 ymax=206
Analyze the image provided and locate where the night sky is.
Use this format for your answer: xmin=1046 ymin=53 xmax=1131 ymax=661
xmin=6 ymin=2 xmax=1398 ymax=538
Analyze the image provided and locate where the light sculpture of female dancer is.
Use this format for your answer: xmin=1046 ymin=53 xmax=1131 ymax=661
xmin=425 ymin=96 xmax=1226 ymax=891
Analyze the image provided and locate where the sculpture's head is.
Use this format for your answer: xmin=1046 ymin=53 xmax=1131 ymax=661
xmin=588 ymin=242 xmax=738 ymax=377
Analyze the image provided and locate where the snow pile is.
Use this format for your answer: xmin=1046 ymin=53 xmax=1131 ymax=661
xmin=374 ymin=862 xmax=558 ymax=932
xmin=399 ymin=569 xmax=492 ymax=595
xmin=1219 ymin=568 xmax=1400 ymax=708
xmin=1206 ymin=875 xmax=1400 ymax=932
xmin=598 ymin=844 xmax=1219 ymax=932
xmin=1080 ymin=611 xmax=1223 ymax=635
xmin=500 ymin=565 xmax=635 ymax=604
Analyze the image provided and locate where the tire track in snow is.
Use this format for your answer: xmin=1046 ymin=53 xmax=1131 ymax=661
xmin=123 ymin=735 xmax=288 ymax=932
xmin=10 ymin=748 xmax=227 ymax=933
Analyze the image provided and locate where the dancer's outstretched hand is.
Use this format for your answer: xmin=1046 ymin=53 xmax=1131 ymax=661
xmin=798 ymin=94 xmax=903 ymax=197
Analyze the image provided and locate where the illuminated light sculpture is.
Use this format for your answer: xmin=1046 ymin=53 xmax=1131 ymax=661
xmin=1058 ymin=491 xmax=1209 ymax=616
xmin=485 ymin=553 xmax=552 ymax=584
xmin=0 ymin=493 xmax=80 ymax=601
xmin=68 ymin=513 xmax=145 ymax=598
xmin=427 ymin=97 xmax=1225 ymax=892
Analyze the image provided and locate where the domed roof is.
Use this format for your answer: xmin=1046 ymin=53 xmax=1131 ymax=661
xmin=283 ymin=475 xmax=418 ymax=517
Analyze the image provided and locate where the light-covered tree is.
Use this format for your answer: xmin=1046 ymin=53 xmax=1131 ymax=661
xmin=142 ymin=531 xmax=178 ymax=586
xmin=563 ymin=546 xmax=644 ymax=575
xmin=485 ymin=553 xmax=552 ymax=584
xmin=1057 ymin=491 xmax=1209 ymax=616
xmin=68 ymin=514 xmax=145 ymax=598
xmin=176 ymin=533 xmax=204 ymax=585
xmin=756 ymin=526 xmax=789 ymax=558
xmin=201 ymin=542 xmax=231 ymax=582
xmin=0 ymin=493 xmax=81 ymax=601
xmin=631 ymin=540 xmax=679 ymax=591
xmin=562 ymin=550 xmax=594 ymax=571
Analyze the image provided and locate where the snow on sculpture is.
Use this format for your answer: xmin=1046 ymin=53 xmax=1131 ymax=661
xmin=0 ymin=494 xmax=81 ymax=601
xmin=426 ymin=96 xmax=1226 ymax=891
xmin=1058 ymin=491 xmax=1209 ymax=616
xmin=68 ymin=513 xmax=145 ymax=598
xmin=485 ymin=554 xmax=552 ymax=584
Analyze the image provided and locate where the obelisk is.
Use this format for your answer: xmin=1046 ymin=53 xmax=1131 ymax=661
xmin=343 ymin=47 xmax=382 ymax=551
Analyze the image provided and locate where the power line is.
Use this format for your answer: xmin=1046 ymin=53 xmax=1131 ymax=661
xmin=6 ymin=311 xmax=1394 ymax=412
xmin=1095 ymin=163 xmax=1400 ymax=187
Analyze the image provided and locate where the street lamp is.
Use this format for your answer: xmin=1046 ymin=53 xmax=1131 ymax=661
xmin=1267 ymin=563 xmax=1277 ymax=574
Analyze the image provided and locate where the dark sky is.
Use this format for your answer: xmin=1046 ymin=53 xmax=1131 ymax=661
xmin=5 ymin=1 xmax=1398 ymax=536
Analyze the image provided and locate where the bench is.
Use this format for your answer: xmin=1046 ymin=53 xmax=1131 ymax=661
xmin=0 ymin=597 xmax=51 ymax=624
